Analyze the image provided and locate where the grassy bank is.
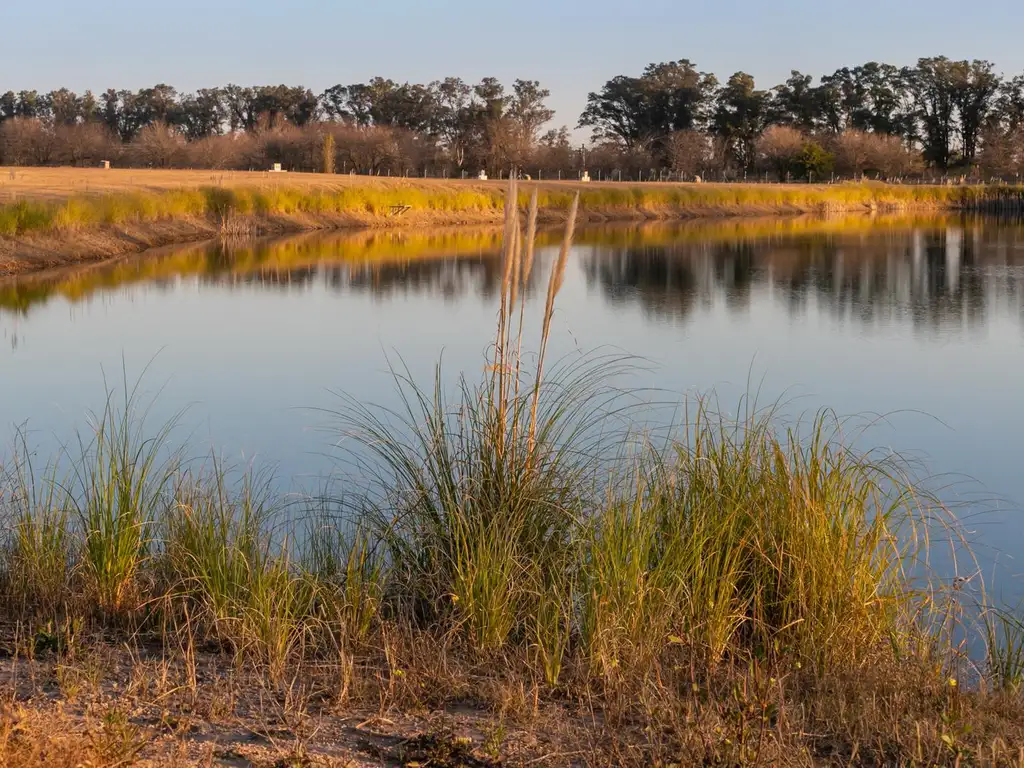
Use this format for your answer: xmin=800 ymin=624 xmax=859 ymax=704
xmin=3 ymin=177 xmax=1023 ymax=239
xmin=1 ymin=184 xmax=1023 ymax=766
xmin=2 ymin=167 xmax=1024 ymax=277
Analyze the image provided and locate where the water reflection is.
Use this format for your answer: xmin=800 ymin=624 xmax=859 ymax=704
xmin=2 ymin=213 xmax=1024 ymax=381
xmin=581 ymin=223 xmax=1024 ymax=334
xmin=4 ymin=216 xmax=1024 ymax=340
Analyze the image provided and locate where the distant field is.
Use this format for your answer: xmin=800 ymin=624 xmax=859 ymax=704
xmin=0 ymin=166 xmax=521 ymax=203
xmin=0 ymin=165 xmax=941 ymax=203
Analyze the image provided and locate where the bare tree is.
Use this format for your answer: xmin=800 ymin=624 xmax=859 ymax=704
xmin=183 ymin=133 xmax=250 ymax=169
xmin=830 ymin=130 xmax=873 ymax=179
xmin=53 ymin=122 xmax=117 ymax=166
xmin=870 ymin=133 xmax=921 ymax=178
xmin=755 ymin=125 xmax=805 ymax=180
xmin=667 ymin=129 xmax=710 ymax=178
xmin=130 ymin=123 xmax=185 ymax=167
xmin=0 ymin=118 xmax=54 ymax=165
xmin=979 ymin=126 xmax=1024 ymax=179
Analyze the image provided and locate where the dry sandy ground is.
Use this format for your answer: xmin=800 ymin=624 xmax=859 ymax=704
xmin=0 ymin=631 xmax=624 ymax=767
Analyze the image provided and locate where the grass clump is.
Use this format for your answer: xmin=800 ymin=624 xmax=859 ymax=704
xmin=69 ymin=383 xmax=178 ymax=617
xmin=1 ymin=441 xmax=74 ymax=616
xmin=161 ymin=464 xmax=272 ymax=628
xmin=335 ymin=178 xmax=927 ymax=679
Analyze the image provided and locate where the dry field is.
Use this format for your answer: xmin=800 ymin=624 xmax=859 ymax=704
xmin=0 ymin=166 xmax=519 ymax=203
xmin=0 ymin=165 xmax=890 ymax=205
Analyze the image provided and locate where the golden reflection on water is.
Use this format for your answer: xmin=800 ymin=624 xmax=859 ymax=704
xmin=2 ymin=214 xmax=1024 ymax=317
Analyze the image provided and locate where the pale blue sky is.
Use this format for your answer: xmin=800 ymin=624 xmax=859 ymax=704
xmin=4 ymin=0 xmax=1023 ymax=136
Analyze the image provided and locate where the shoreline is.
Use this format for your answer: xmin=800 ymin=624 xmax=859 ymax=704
xmin=0 ymin=201 xmax=955 ymax=279
xmin=1 ymin=170 xmax=1020 ymax=278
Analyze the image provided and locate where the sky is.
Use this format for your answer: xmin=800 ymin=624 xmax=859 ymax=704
xmin=4 ymin=0 xmax=1024 ymax=140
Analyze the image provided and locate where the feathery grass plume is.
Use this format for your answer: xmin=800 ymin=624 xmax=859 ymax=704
xmin=521 ymin=189 xmax=539 ymax=289
xmin=510 ymin=189 xmax=541 ymax=410
xmin=333 ymin=184 xmax=617 ymax=650
xmin=528 ymin=192 xmax=579 ymax=459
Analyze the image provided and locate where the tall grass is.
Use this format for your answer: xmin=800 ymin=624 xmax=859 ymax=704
xmin=1 ymin=180 xmax=1016 ymax=705
xmin=1 ymin=438 xmax=73 ymax=616
xmin=161 ymin=464 xmax=273 ymax=627
xmin=985 ymin=606 xmax=1024 ymax=692
xmin=335 ymin=180 xmax=624 ymax=651
xmin=330 ymin=177 xmax=941 ymax=679
xmin=69 ymin=383 xmax=179 ymax=616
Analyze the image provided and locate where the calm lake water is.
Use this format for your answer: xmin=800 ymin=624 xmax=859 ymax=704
xmin=2 ymin=215 xmax=1023 ymax=600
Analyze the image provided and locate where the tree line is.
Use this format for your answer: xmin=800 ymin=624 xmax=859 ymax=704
xmin=1 ymin=57 xmax=1023 ymax=180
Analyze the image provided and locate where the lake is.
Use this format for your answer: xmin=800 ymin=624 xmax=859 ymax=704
xmin=2 ymin=214 xmax=1023 ymax=603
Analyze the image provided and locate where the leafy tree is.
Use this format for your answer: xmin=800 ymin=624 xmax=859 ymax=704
xmin=768 ymin=71 xmax=823 ymax=130
xmin=712 ymin=72 xmax=769 ymax=171
xmin=319 ymin=84 xmax=352 ymax=122
xmin=578 ymin=60 xmax=717 ymax=151
xmin=509 ymin=79 xmax=554 ymax=144
xmin=80 ymin=90 xmax=99 ymax=123
xmin=223 ymin=84 xmax=258 ymax=131
xmin=993 ymin=75 xmax=1024 ymax=131
xmin=175 ymin=88 xmax=227 ymax=140
xmin=793 ymin=141 xmax=834 ymax=180
xmin=16 ymin=91 xmax=45 ymax=119
xmin=473 ymin=77 xmax=510 ymax=121
xmin=0 ymin=92 xmax=16 ymax=122
xmin=431 ymin=77 xmax=474 ymax=168
xmin=48 ymin=88 xmax=81 ymax=126
xmin=950 ymin=60 xmax=1000 ymax=162
xmin=820 ymin=63 xmax=912 ymax=137
xmin=903 ymin=57 xmax=958 ymax=169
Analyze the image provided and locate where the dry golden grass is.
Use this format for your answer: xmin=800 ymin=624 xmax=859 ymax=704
xmin=2 ymin=165 xmax=1011 ymax=209
xmin=0 ymin=166 xmax=903 ymax=205
xmin=0 ymin=166 xmax=514 ymax=204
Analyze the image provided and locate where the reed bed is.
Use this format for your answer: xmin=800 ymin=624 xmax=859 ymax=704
xmin=2 ymin=179 xmax=1023 ymax=764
